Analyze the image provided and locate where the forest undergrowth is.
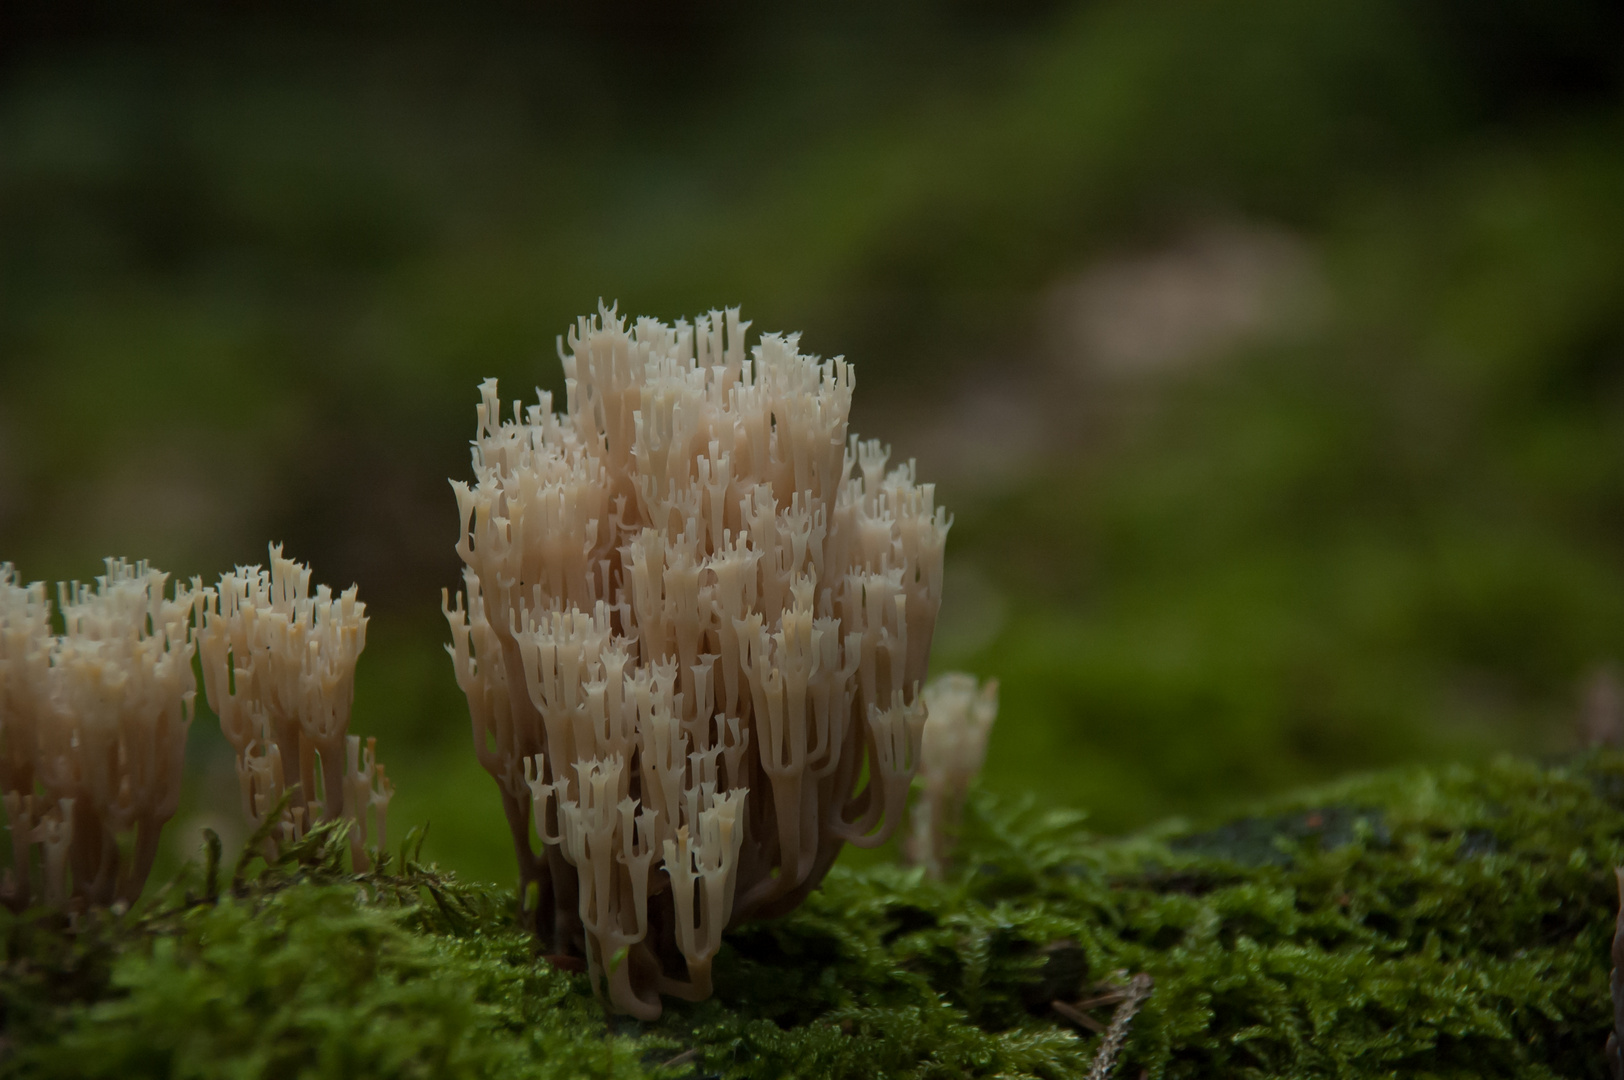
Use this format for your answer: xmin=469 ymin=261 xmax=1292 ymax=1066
xmin=3 ymin=752 xmax=1620 ymax=1080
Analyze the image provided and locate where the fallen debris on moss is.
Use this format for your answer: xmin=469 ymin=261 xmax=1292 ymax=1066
xmin=4 ymin=752 xmax=1621 ymax=1078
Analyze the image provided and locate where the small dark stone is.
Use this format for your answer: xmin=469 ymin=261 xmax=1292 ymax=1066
xmin=1169 ymin=806 xmax=1389 ymax=867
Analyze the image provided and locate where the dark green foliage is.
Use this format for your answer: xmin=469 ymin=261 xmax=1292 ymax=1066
xmin=5 ymin=754 xmax=1622 ymax=1078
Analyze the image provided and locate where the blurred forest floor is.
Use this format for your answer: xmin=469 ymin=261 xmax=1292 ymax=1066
xmin=2 ymin=0 xmax=1622 ymax=886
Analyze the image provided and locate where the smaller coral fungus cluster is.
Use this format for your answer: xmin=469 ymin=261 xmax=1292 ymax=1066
xmin=0 ymin=547 xmax=389 ymax=912
xmin=0 ymin=560 xmax=195 ymax=909
xmin=196 ymin=546 xmax=391 ymax=869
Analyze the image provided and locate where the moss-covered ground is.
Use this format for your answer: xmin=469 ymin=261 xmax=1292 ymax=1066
xmin=4 ymin=751 xmax=1621 ymax=1079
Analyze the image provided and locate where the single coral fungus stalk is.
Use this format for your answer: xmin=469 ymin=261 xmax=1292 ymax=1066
xmin=904 ymin=672 xmax=999 ymax=879
xmin=343 ymin=734 xmax=393 ymax=870
xmin=0 ymin=560 xmax=195 ymax=909
xmin=196 ymin=545 xmax=391 ymax=868
xmin=445 ymin=304 xmax=950 ymax=1017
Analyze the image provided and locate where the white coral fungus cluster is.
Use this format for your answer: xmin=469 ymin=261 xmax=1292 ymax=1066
xmin=0 ymin=560 xmax=196 ymax=909
xmin=444 ymin=304 xmax=951 ymax=1017
xmin=905 ymin=672 xmax=999 ymax=879
xmin=196 ymin=545 xmax=391 ymax=869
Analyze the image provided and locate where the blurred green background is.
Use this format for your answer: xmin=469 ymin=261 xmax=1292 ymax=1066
xmin=3 ymin=0 xmax=1622 ymax=888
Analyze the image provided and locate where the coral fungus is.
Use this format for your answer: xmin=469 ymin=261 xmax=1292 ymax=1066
xmin=906 ymin=672 xmax=999 ymax=879
xmin=444 ymin=304 xmax=951 ymax=1016
xmin=195 ymin=545 xmax=392 ymax=868
xmin=0 ymin=559 xmax=196 ymax=908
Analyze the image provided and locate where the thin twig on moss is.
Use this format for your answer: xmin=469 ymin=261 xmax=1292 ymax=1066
xmin=1085 ymin=973 xmax=1153 ymax=1080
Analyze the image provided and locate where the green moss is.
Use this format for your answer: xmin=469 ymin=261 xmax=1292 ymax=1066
xmin=7 ymin=754 xmax=1623 ymax=1078
xmin=0 ymin=827 xmax=670 ymax=1080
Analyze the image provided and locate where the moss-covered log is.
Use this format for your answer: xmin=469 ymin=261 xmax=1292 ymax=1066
xmin=4 ymin=753 xmax=1621 ymax=1078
